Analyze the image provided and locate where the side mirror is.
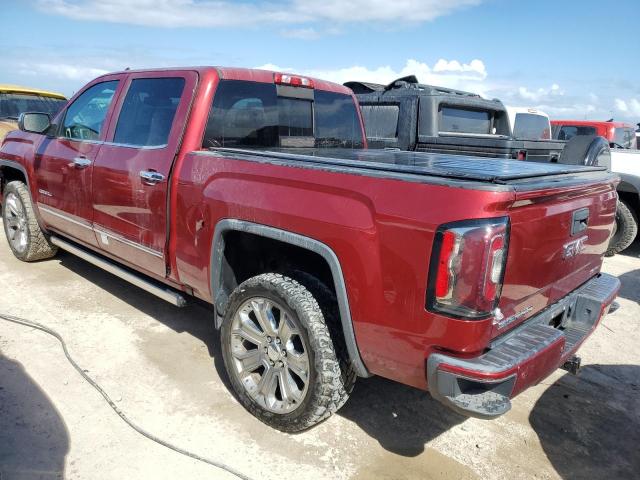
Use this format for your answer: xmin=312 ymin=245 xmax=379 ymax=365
xmin=18 ymin=112 xmax=51 ymax=134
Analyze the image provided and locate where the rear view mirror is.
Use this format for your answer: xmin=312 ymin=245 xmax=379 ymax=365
xmin=18 ymin=112 xmax=51 ymax=134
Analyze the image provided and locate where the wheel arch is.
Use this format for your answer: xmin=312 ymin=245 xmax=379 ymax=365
xmin=210 ymin=219 xmax=370 ymax=377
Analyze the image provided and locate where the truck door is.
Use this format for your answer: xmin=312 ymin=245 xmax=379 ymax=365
xmin=91 ymin=71 xmax=197 ymax=277
xmin=35 ymin=77 xmax=123 ymax=247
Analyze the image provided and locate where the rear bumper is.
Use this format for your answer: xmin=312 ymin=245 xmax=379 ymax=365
xmin=426 ymin=273 xmax=620 ymax=418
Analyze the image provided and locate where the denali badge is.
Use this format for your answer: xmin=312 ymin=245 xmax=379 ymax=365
xmin=563 ymin=236 xmax=587 ymax=259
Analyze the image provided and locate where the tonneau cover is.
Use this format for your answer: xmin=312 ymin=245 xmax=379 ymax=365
xmin=210 ymin=147 xmax=606 ymax=184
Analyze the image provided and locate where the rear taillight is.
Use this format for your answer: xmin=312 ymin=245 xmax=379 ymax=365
xmin=427 ymin=217 xmax=509 ymax=319
xmin=274 ymin=72 xmax=314 ymax=89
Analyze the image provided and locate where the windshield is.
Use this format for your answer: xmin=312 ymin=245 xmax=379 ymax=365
xmin=613 ymin=127 xmax=636 ymax=149
xmin=0 ymin=93 xmax=66 ymax=120
xmin=513 ymin=113 xmax=551 ymax=140
xmin=203 ymin=80 xmax=363 ymax=149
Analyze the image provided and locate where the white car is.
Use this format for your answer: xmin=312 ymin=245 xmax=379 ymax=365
xmin=506 ymin=106 xmax=552 ymax=140
xmin=607 ymin=148 xmax=640 ymax=254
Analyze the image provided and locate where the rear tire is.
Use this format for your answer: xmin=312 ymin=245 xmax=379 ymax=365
xmin=2 ymin=181 xmax=58 ymax=262
xmin=220 ymin=273 xmax=352 ymax=432
xmin=606 ymin=200 xmax=638 ymax=256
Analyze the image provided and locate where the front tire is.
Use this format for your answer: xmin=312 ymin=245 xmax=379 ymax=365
xmin=220 ymin=273 xmax=351 ymax=432
xmin=2 ymin=181 xmax=58 ymax=261
xmin=606 ymin=200 xmax=638 ymax=256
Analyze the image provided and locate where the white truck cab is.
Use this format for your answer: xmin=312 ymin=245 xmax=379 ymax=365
xmin=506 ymin=107 xmax=552 ymax=140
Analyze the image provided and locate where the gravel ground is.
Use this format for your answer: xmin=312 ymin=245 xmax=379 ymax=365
xmin=0 ymin=225 xmax=638 ymax=480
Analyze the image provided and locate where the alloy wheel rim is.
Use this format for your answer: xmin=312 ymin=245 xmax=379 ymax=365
xmin=4 ymin=193 xmax=28 ymax=253
xmin=229 ymin=297 xmax=310 ymax=414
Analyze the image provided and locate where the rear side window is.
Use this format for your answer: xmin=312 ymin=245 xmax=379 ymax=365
xmin=360 ymin=104 xmax=399 ymax=140
xmin=439 ymin=107 xmax=491 ymax=134
xmin=113 ymin=77 xmax=185 ymax=147
xmin=554 ymin=125 xmax=597 ymax=141
xmin=203 ymin=80 xmax=363 ymax=149
xmin=513 ymin=113 xmax=551 ymax=140
xmin=62 ymin=81 xmax=118 ymax=141
xmin=613 ymin=127 xmax=636 ymax=149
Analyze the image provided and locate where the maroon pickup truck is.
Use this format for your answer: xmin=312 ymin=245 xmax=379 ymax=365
xmin=0 ymin=67 xmax=620 ymax=431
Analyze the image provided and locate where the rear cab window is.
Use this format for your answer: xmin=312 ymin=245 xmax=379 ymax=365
xmin=513 ymin=113 xmax=551 ymax=140
xmin=439 ymin=107 xmax=492 ymax=134
xmin=360 ymin=104 xmax=400 ymax=141
xmin=203 ymin=80 xmax=363 ymax=149
xmin=554 ymin=125 xmax=597 ymax=141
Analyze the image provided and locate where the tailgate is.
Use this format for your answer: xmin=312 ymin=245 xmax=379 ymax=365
xmin=495 ymin=174 xmax=618 ymax=336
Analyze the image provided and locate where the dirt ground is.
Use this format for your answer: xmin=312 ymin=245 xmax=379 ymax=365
xmin=0 ymin=225 xmax=638 ymax=480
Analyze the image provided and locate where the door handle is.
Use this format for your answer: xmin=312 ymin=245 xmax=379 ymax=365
xmin=72 ymin=157 xmax=92 ymax=169
xmin=140 ymin=170 xmax=165 ymax=185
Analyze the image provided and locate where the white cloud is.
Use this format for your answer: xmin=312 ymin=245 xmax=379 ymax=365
xmin=257 ymin=58 xmax=488 ymax=93
xmin=18 ymin=62 xmax=109 ymax=82
xmin=615 ymin=98 xmax=640 ymax=117
xmin=281 ymin=28 xmax=321 ymax=40
xmin=433 ymin=59 xmax=486 ymax=78
xmin=37 ymin=0 xmax=481 ymax=28
xmin=516 ymin=83 xmax=563 ymax=102
xmin=615 ymin=98 xmax=628 ymax=112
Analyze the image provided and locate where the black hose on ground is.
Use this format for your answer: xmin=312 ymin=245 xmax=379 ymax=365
xmin=0 ymin=312 xmax=253 ymax=480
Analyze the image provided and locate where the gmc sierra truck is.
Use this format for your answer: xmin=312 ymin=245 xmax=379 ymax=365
xmin=0 ymin=67 xmax=620 ymax=431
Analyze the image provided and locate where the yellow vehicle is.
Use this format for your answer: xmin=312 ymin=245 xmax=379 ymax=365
xmin=0 ymin=85 xmax=67 ymax=141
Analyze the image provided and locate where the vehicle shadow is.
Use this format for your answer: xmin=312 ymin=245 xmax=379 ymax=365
xmin=336 ymin=375 xmax=465 ymax=456
xmin=616 ymin=268 xmax=640 ymax=303
xmin=55 ymin=251 xmax=235 ymax=391
xmin=0 ymin=353 xmax=70 ymax=479
xmin=55 ymin=251 xmax=464 ymax=455
xmin=619 ymin=236 xmax=640 ymax=258
xmin=529 ymin=364 xmax=640 ymax=480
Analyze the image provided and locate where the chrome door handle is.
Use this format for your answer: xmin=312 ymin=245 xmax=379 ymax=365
xmin=140 ymin=170 xmax=165 ymax=185
xmin=72 ymin=157 xmax=92 ymax=169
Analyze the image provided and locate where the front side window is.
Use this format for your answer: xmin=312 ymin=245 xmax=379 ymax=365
xmin=113 ymin=77 xmax=185 ymax=147
xmin=62 ymin=81 xmax=118 ymax=141
xmin=513 ymin=113 xmax=551 ymax=140
xmin=0 ymin=93 xmax=66 ymax=120
xmin=203 ymin=80 xmax=363 ymax=149
xmin=439 ymin=107 xmax=491 ymax=134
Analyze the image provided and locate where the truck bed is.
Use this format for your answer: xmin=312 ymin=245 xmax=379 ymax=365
xmin=210 ymin=147 xmax=607 ymax=184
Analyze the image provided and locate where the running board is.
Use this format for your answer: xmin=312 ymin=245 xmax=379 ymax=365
xmin=50 ymin=236 xmax=187 ymax=307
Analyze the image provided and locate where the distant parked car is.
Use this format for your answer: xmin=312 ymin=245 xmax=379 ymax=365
xmin=551 ymin=120 xmax=637 ymax=150
xmin=0 ymin=84 xmax=67 ymax=142
xmin=506 ymin=107 xmax=552 ymax=140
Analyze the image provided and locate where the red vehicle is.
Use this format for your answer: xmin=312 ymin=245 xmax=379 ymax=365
xmin=552 ymin=120 xmax=637 ymax=149
xmin=0 ymin=67 xmax=620 ymax=431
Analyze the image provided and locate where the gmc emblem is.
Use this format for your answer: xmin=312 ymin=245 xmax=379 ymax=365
xmin=563 ymin=236 xmax=588 ymax=259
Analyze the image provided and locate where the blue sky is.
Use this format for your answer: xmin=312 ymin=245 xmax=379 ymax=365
xmin=2 ymin=0 xmax=639 ymax=121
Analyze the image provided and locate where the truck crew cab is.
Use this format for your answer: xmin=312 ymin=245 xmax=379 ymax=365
xmin=0 ymin=67 xmax=620 ymax=431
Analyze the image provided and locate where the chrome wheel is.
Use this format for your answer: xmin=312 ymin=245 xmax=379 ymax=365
xmin=4 ymin=192 xmax=28 ymax=254
xmin=229 ymin=297 xmax=310 ymax=414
